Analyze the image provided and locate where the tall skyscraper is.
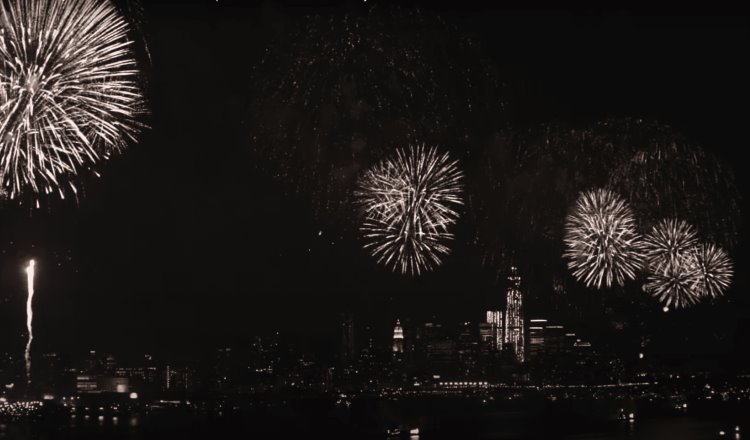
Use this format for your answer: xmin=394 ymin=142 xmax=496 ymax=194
xmin=105 ymin=354 xmax=117 ymax=374
xmin=504 ymin=266 xmax=525 ymax=363
xmin=419 ymin=321 xmax=454 ymax=376
xmin=545 ymin=325 xmax=566 ymax=357
xmin=359 ymin=325 xmax=375 ymax=362
xmin=482 ymin=310 xmax=503 ymax=352
xmin=143 ymin=354 xmax=159 ymax=390
xmin=340 ymin=313 xmax=355 ymax=365
xmin=85 ymin=350 xmax=102 ymax=374
xmin=528 ymin=319 xmax=547 ymax=362
xmin=392 ymin=319 xmax=404 ymax=354
xmin=457 ymin=321 xmax=479 ymax=376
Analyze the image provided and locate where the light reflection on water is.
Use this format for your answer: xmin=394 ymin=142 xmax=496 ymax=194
xmin=564 ymin=418 xmax=740 ymax=440
xmin=0 ymin=410 xmax=745 ymax=439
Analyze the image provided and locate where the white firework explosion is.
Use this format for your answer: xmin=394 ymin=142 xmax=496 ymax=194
xmin=643 ymin=252 xmax=702 ymax=309
xmin=643 ymin=219 xmax=701 ymax=308
xmin=691 ymin=243 xmax=733 ymax=300
xmin=563 ymin=188 xmax=644 ymax=289
xmin=355 ymin=144 xmax=463 ymax=275
xmin=0 ymin=0 xmax=146 ymax=200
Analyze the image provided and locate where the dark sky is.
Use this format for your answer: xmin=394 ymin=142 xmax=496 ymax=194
xmin=0 ymin=1 xmax=748 ymax=364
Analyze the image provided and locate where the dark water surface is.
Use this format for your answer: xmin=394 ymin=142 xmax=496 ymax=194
xmin=0 ymin=398 xmax=746 ymax=439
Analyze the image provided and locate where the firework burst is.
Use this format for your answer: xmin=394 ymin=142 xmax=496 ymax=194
xmin=355 ymin=144 xmax=463 ymax=275
xmin=643 ymin=219 xmax=699 ymax=264
xmin=692 ymin=243 xmax=733 ymax=299
xmin=642 ymin=219 xmax=701 ymax=308
xmin=642 ymin=220 xmax=735 ymax=307
xmin=0 ymin=0 xmax=145 ymax=200
xmin=563 ymin=188 xmax=643 ymax=289
xmin=643 ymin=254 xmax=701 ymax=309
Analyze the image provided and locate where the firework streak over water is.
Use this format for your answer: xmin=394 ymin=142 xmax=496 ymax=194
xmin=24 ymin=259 xmax=35 ymax=386
xmin=0 ymin=0 xmax=145 ymax=201
xmin=355 ymin=144 xmax=463 ymax=275
xmin=563 ymin=188 xmax=644 ymax=289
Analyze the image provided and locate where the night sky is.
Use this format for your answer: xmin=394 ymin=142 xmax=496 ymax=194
xmin=0 ymin=1 xmax=748 ymax=365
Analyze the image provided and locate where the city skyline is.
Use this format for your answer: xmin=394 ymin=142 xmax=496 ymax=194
xmin=0 ymin=3 xmax=747 ymax=363
xmin=0 ymin=261 xmax=740 ymax=375
xmin=0 ymin=2 xmax=748 ymax=437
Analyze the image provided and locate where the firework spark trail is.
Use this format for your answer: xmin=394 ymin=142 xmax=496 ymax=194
xmin=355 ymin=144 xmax=463 ymax=275
xmin=250 ymin=8 xmax=506 ymax=223
xmin=250 ymin=9 xmax=446 ymax=220
xmin=0 ymin=0 xmax=145 ymax=200
xmin=563 ymin=188 xmax=644 ymax=289
xmin=607 ymin=120 xmax=741 ymax=249
xmin=24 ymin=259 xmax=35 ymax=386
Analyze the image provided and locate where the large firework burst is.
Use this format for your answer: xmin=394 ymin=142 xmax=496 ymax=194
xmin=643 ymin=254 xmax=702 ymax=309
xmin=642 ymin=219 xmax=700 ymax=308
xmin=691 ymin=243 xmax=733 ymax=300
xmin=0 ymin=0 xmax=145 ymax=200
xmin=642 ymin=220 xmax=735 ymax=307
xmin=355 ymin=144 xmax=463 ymax=275
xmin=563 ymin=188 xmax=644 ymax=289
xmin=643 ymin=219 xmax=699 ymax=265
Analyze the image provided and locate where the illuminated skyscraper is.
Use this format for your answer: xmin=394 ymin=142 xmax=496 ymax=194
xmin=392 ymin=319 xmax=404 ymax=353
xmin=528 ymin=319 xmax=547 ymax=362
xmin=504 ymin=266 xmax=525 ymax=363
xmin=545 ymin=325 xmax=566 ymax=357
xmin=340 ymin=313 xmax=355 ymax=365
xmin=482 ymin=310 xmax=503 ymax=352
xmin=457 ymin=321 xmax=478 ymax=376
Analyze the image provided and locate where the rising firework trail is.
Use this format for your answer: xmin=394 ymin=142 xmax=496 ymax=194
xmin=24 ymin=259 xmax=35 ymax=386
xmin=355 ymin=144 xmax=464 ymax=275
xmin=0 ymin=0 xmax=146 ymax=201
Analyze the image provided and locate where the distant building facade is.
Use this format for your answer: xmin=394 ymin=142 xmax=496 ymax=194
xmin=504 ymin=266 xmax=525 ymax=363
